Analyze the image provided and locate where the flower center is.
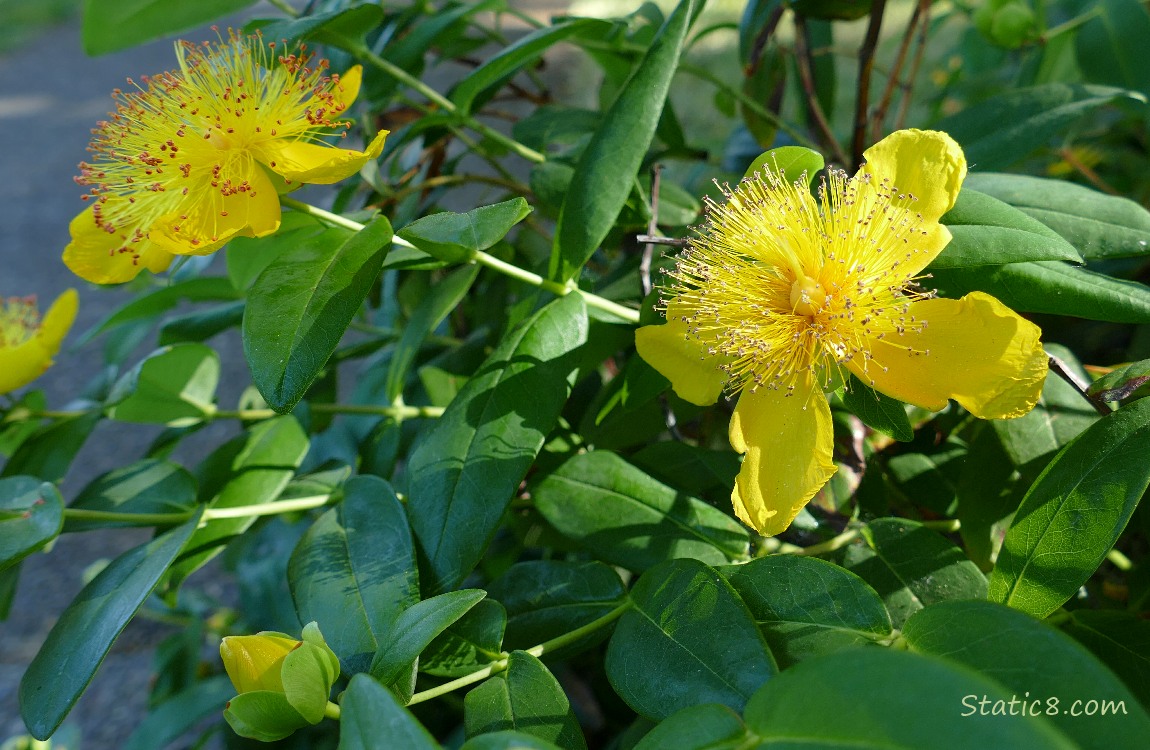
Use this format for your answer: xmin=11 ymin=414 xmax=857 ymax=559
xmin=0 ymin=297 xmax=39 ymax=347
xmin=789 ymin=275 xmax=826 ymax=317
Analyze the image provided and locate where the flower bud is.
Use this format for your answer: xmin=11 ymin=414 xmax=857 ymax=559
xmin=220 ymin=622 xmax=342 ymax=741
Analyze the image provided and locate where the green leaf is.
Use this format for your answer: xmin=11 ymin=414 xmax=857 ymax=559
xmin=82 ymin=0 xmax=258 ymax=54
xmin=630 ymin=442 xmax=740 ymax=501
xmin=1089 ymin=359 xmax=1150 ymax=402
xmin=289 ymin=476 xmax=417 ymax=672
xmin=1064 ymin=610 xmax=1150 ymax=709
xmin=884 ymin=436 xmax=967 ymax=516
xmin=743 ymin=146 xmax=824 ymax=184
xmin=123 ymin=676 xmax=234 ymax=750
xmin=460 ymin=732 xmax=562 ymax=750
xmin=396 ymin=199 xmax=532 ymax=264
xmin=1 ymin=412 xmax=101 ymax=483
xmin=369 ymin=589 xmax=488 ymax=690
xmin=839 ymin=376 xmax=913 ymax=441
xmin=743 ymin=649 xmax=1075 ymax=749
xmin=724 ymin=556 xmax=891 ymax=668
xmin=550 ymin=0 xmax=697 ymax=281
xmin=407 ymin=294 xmax=588 ymax=594
xmin=0 ymin=478 xmax=62 ymax=570
xmin=227 ymin=213 xmax=327 ymax=291
xmin=965 ymin=173 xmax=1150 ymax=260
xmin=452 ymin=19 xmax=613 ymax=116
xmin=386 ymin=264 xmax=478 ymax=401
xmin=1077 ymin=0 xmax=1150 ymax=91
xmin=993 ymin=346 xmax=1099 ymax=481
xmin=487 ymin=560 xmax=626 ymax=652
xmin=931 ymin=261 xmax=1150 ymax=323
xmin=989 ymin=398 xmax=1150 ymax=618
xmin=904 ymin=600 xmax=1150 ymax=748
xmin=223 ymin=690 xmax=309 ymax=743
xmin=936 ymin=188 xmax=1083 ymax=267
xmin=934 ymin=83 xmax=1145 ymax=170
xmin=633 ymin=704 xmax=749 ymax=750
xmin=422 ymin=598 xmax=506 ymax=678
xmin=164 ymin=416 xmax=308 ymax=597
xmin=534 ymin=451 xmax=749 ymax=571
xmin=338 ymin=674 xmax=442 ymax=750
xmin=0 ymin=391 xmax=46 ymax=458
xmin=465 ymin=651 xmax=587 ymax=750
xmin=158 ymin=300 xmax=245 ymax=345
xmin=842 ymin=517 xmax=987 ymax=628
xmin=956 ymin=424 xmax=1020 ymax=570
xmin=606 ymin=558 xmax=775 ymax=720
xmin=250 ymin=4 xmax=385 ymax=50
xmin=78 ymin=277 xmax=240 ymax=346
xmin=19 ymin=512 xmax=202 ymax=739
xmin=106 ymin=344 xmax=220 ymax=426
xmin=65 ymin=459 xmax=196 ymax=532
xmin=244 ymin=215 xmax=391 ymax=412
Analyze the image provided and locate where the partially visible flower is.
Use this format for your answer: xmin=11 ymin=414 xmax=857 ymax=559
xmin=0 ymin=290 xmax=78 ymax=395
xmin=220 ymin=622 xmax=341 ymax=742
xmin=65 ymin=30 xmax=388 ymax=285
xmin=636 ymin=129 xmax=1047 ymax=536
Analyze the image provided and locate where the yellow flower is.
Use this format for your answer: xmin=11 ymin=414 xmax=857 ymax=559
xmin=64 ymin=31 xmax=388 ymax=285
xmin=0 ymin=290 xmax=78 ymax=395
xmin=636 ymin=130 xmax=1047 ymax=536
xmin=220 ymin=632 xmax=297 ymax=694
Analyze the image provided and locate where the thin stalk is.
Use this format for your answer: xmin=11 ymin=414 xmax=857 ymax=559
xmin=265 ymin=0 xmax=299 ymax=17
xmin=62 ymin=495 xmax=335 ymax=528
xmin=384 ymin=173 xmax=531 ymax=206
xmin=284 ymin=200 xmax=641 ymax=324
xmin=407 ymin=601 xmax=633 ymax=706
xmin=871 ymin=0 xmax=928 ymax=143
xmin=678 ymin=63 xmax=822 ymax=152
xmin=1048 ymin=353 xmax=1112 ymax=416
xmin=894 ymin=2 xmax=930 ymax=130
xmin=1107 ymin=548 xmax=1133 ymax=571
xmin=353 ymin=46 xmax=546 ymax=164
xmin=1044 ymin=6 xmax=1103 ymax=40
xmin=852 ymin=0 xmax=889 ymax=167
xmin=793 ymin=15 xmax=850 ymax=166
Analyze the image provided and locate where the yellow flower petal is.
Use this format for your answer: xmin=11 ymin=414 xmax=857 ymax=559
xmin=846 ymin=292 xmax=1047 ymax=419
xmin=220 ymin=633 xmax=298 ymax=695
xmin=634 ymin=300 xmax=729 ymax=406
xmin=0 ymin=290 xmax=78 ymax=395
xmin=62 ymin=205 xmax=174 ymax=284
xmin=333 ymin=65 xmax=364 ymax=112
xmin=258 ymin=129 xmax=388 ymax=185
xmin=859 ymin=129 xmax=967 ymax=226
xmin=149 ymin=161 xmax=281 ymax=256
xmin=728 ymin=376 xmax=837 ymax=536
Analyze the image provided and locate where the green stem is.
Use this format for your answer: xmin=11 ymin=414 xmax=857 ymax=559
xmin=62 ymin=495 xmax=334 ymax=527
xmin=265 ymin=0 xmax=299 ymax=17
xmin=1044 ymin=7 xmax=1103 ymax=40
xmin=212 ymin=404 xmax=444 ymax=421
xmin=324 ymin=700 xmax=341 ymax=721
xmin=407 ymin=601 xmax=633 ymax=706
xmin=283 ymin=199 xmax=642 ymax=324
xmin=1107 ymin=548 xmax=1134 ymax=572
xmin=353 ymin=45 xmax=546 ymax=164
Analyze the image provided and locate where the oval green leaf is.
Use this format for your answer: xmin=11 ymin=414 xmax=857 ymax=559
xmin=743 ymin=648 xmax=1075 ymax=749
xmin=937 ymin=188 xmax=1083 ymax=267
xmin=464 ymin=651 xmax=587 ymax=750
xmin=289 ymin=475 xmax=418 ymax=672
xmin=106 ymin=343 xmax=220 ymax=426
xmin=487 ymin=560 xmax=625 ymax=652
xmin=0 ymin=477 xmax=62 ymax=570
xmin=842 ymin=517 xmax=987 ymax=628
xmin=904 ymin=600 xmax=1150 ymax=748
xmin=19 ymin=511 xmax=202 ymax=739
xmin=724 ymin=556 xmax=891 ymax=668
xmin=65 ymin=459 xmax=196 ymax=532
xmin=244 ymin=215 xmax=392 ymax=413
xmin=338 ymin=674 xmax=442 ymax=750
xmin=533 ymin=451 xmax=750 ymax=572
xmin=989 ymin=397 xmax=1150 ymax=618
xmin=550 ymin=0 xmax=697 ymax=281
xmin=406 ymin=294 xmax=588 ymax=594
xmin=605 ymin=558 xmax=775 ymax=720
